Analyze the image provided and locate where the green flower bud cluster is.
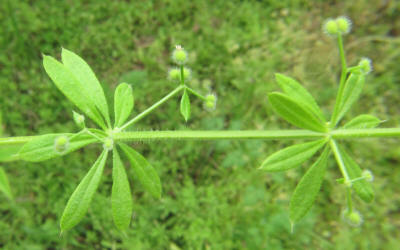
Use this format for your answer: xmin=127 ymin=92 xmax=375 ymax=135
xmin=204 ymin=93 xmax=217 ymax=110
xmin=171 ymin=45 xmax=188 ymax=65
xmin=54 ymin=135 xmax=69 ymax=154
xmin=103 ymin=137 xmax=114 ymax=151
xmin=168 ymin=67 xmax=191 ymax=82
xmin=168 ymin=45 xmax=191 ymax=83
xmin=358 ymin=57 xmax=373 ymax=74
xmin=342 ymin=209 xmax=363 ymax=227
xmin=323 ymin=16 xmax=352 ymax=36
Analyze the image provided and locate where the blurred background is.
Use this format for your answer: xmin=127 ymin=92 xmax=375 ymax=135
xmin=1 ymin=0 xmax=400 ymax=249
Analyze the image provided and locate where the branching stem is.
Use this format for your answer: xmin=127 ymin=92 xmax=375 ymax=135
xmin=331 ymin=34 xmax=348 ymax=127
xmin=118 ymin=85 xmax=185 ymax=131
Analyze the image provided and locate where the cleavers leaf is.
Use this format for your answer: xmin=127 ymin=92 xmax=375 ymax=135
xmin=259 ymin=139 xmax=327 ymax=172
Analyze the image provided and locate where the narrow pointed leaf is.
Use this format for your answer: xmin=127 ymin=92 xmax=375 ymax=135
xmin=0 ymin=167 xmax=12 ymax=199
xmin=114 ymin=83 xmax=134 ymax=128
xmin=275 ymin=73 xmax=325 ymax=122
xmin=268 ymin=92 xmax=326 ymax=132
xmin=335 ymin=73 xmax=365 ymax=125
xmin=338 ymin=146 xmax=374 ymax=202
xmin=119 ymin=143 xmax=161 ymax=198
xmin=0 ymin=144 xmax=24 ymax=162
xmin=180 ymin=89 xmax=191 ymax=122
xmin=18 ymin=133 xmax=97 ymax=162
xmin=259 ymin=139 xmax=327 ymax=172
xmin=60 ymin=150 xmax=108 ymax=231
xmin=343 ymin=114 xmax=381 ymax=129
xmin=290 ymin=147 xmax=329 ymax=223
xmin=62 ymin=48 xmax=111 ymax=126
xmin=112 ymin=148 xmax=133 ymax=231
xmin=43 ymin=55 xmax=106 ymax=129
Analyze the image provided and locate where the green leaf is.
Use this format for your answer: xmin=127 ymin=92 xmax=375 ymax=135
xmin=114 ymin=83 xmax=134 ymax=128
xmin=119 ymin=143 xmax=161 ymax=198
xmin=43 ymin=55 xmax=106 ymax=129
xmin=180 ymin=89 xmax=191 ymax=122
xmin=268 ymin=92 xmax=326 ymax=132
xmin=62 ymin=48 xmax=111 ymax=127
xmin=343 ymin=114 xmax=381 ymax=129
xmin=275 ymin=73 xmax=325 ymax=122
xmin=60 ymin=150 xmax=108 ymax=231
xmin=289 ymin=147 xmax=329 ymax=223
xmin=338 ymin=146 xmax=374 ymax=203
xmin=0 ymin=167 xmax=13 ymax=199
xmin=335 ymin=73 xmax=365 ymax=125
xmin=0 ymin=144 xmax=24 ymax=162
xmin=259 ymin=139 xmax=327 ymax=172
xmin=18 ymin=133 xmax=97 ymax=162
xmin=112 ymin=148 xmax=133 ymax=231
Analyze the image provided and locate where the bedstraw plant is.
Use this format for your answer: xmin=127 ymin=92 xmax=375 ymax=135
xmin=0 ymin=16 xmax=399 ymax=232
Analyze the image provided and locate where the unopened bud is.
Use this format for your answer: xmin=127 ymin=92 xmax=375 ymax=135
xmin=205 ymin=93 xmax=217 ymax=111
xmin=342 ymin=209 xmax=363 ymax=227
xmin=72 ymin=111 xmax=85 ymax=129
xmin=103 ymin=138 xmax=114 ymax=151
xmin=358 ymin=57 xmax=372 ymax=74
xmin=168 ymin=68 xmax=181 ymax=82
xmin=336 ymin=16 xmax=352 ymax=34
xmin=362 ymin=169 xmax=374 ymax=182
xmin=323 ymin=19 xmax=339 ymax=36
xmin=172 ymin=45 xmax=188 ymax=65
xmin=182 ymin=67 xmax=191 ymax=82
xmin=54 ymin=135 xmax=69 ymax=154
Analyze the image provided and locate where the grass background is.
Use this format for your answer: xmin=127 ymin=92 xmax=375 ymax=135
xmin=1 ymin=0 xmax=400 ymax=249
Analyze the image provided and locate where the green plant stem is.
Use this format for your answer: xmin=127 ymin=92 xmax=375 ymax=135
xmin=330 ymin=34 xmax=348 ymax=127
xmin=114 ymin=130 xmax=324 ymax=141
xmin=329 ymin=139 xmax=350 ymax=182
xmin=180 ymin=65 xmax=185 ymax=85
xmin=2 ymin=128 xmax=400 ymax=146
xmin=186 ymin=87 xmax=207 ymax=101
xmin=118 ymin=85 xmax=185 ymax=131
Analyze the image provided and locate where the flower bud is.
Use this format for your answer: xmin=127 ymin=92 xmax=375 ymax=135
xmin=182 ymin=67 xmax=191 ymax=82
xmin=362 ymin=169 xmax=374 ymax=182
xmin=172 ymin=45 xmax=188 ymax=65
xmin=358 ymin=57 xmax=372 ymax=74
xmin=103 ymin=138 xmax=114 ymax=151
xmin=336 ymin=16 xmax=352 ymax=34
xmin=72 ymin=111 xmax=85 ymax=129
xmin=323 ymin=19 xmax=339 ymax=36
xmin=205 ymin=93 xmax=217 ymax=111
xmin=342 ymin=209 xmax=363 ymax=227
xmin=54 ymin=135 xmax=69 ymax=154
xmin=168 ymin=68 xmax=181 ymax=82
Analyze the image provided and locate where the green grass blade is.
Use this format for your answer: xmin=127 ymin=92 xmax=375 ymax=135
xmin=259 ymin=139 xmax=327 ymax=172
xmin=290 ymin=147 xmax=329 ymax=223
xmin=338 ymin=145 xmax=374 ymax=203
xmin=180 ymin=89 xmax=191 ymax=122
xmin=334 ymin=73 xmax=366 ymax=126
xmin=268 ymin=92 xmax=326 ymax=132
xmin=112 ymin=148 xmax=133 ymax=231
xmin=0 ymin=167 xmax=13 ymax=199
xmin=114 ymin=83 xmax=134 ymax=128
xmin=18 ymin=133 xmax=97 ymax=162
xmin=60 ymin=150 xmax=108 ymax=231
xmin=275 ymin=73 xmax=325 ymax=122
xmin=119 ymin=143 xmax=161 ymax=199
xmin=343 ymin=114 xmax=381 ymax=129
xmin=62 ymin=48 xmax=111 ymax=127
xmin=43 ymin=55 xmax=106 ymax=129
